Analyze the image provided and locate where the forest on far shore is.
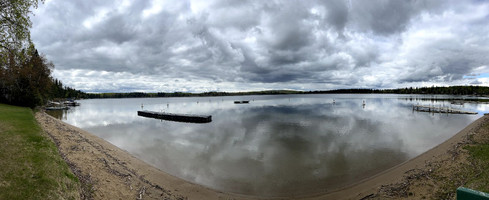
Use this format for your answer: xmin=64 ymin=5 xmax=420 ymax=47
xmin=83 ymin=85 xmax=489 ymax=99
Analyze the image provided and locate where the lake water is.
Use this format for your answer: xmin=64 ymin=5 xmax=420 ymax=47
xmin=47 ymin=94 xmax=489 ymax=196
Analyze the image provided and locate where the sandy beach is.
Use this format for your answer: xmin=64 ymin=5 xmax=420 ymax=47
xmin=35 ymin=111 xmax=489 ymax=199
xmin=36 ymin=112 xmax=251 ymax=200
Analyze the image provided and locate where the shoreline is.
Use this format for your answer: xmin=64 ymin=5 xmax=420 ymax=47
xmin=309 ymin=115 xmax=489 ymax=199
xmin=36 ymin=111 xmax=250 ymax=200
xmin=36 ymin=111 xmax=488 ymax=199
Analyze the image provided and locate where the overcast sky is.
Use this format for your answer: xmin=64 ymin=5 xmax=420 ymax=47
xmin=31 ymin=0 xmax=489 ymax=93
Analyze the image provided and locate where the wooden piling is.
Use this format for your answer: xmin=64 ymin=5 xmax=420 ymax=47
xmin=412 ymin=105 xmax=477 ymax=115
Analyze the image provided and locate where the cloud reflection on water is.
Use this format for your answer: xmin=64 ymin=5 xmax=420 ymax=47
xmin=50 ymin=94 xmax=481 ymax=196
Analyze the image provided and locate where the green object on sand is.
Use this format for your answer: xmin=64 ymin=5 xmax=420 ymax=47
xmin=457 ymin=187 xmax=489 ymax=200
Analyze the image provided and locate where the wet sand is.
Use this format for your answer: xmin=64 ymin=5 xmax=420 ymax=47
xmin=35 ymin=111 xmax=488 ymax=199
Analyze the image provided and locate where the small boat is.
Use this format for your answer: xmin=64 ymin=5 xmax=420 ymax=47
xmin=450 ymin=101 xmax=464 ymax=105
xmin=234 ymin=101 xmax=250 ymax=104
xmin=45 ymin=106 xmax=70 ymax=110
xmin=64 ymin=100 xmax=80 ymax=106
xmin=47 ymin=101 xmax=61 ymax=106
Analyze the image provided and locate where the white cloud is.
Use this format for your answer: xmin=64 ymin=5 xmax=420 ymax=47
xmin=31 ymin=0 xmax=489 ymax=92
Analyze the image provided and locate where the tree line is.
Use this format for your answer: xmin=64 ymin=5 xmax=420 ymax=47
xmin=383 ymin=86 xmax=489 ymax=95
xmin=83 ymin=86 xmax=489 ymax=99
xmin=83 ymin=90 xmax=303 ymax=99
xmin=311 ymin=86 xmax=489 ymax=95
xmin=0 ymin=0 xmax=83 ymax=108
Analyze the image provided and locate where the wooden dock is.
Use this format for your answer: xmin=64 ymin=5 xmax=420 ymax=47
xmin=137 ymin=111 xmax=212 ymax=123
xmin=413 ymin=105 xmax=477 ymax=115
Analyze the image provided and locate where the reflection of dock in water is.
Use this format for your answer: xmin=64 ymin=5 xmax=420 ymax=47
xmin=413 ymin=105 xmax=477 ymax=115
xmin=137 ymin=110 xmax=212 ymax=123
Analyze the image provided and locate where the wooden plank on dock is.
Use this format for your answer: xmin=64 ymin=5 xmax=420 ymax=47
xmin=412 ymin=105 xmax=477 ymax=115
xmin=137 ymin=111 xmax=212 ymax=123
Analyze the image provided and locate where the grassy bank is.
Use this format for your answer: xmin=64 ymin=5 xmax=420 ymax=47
xmin=431 ymin=121 xmax=489 ymax=199
xmin=0 ymin=104 xmax=80 ymax=199
xmin=463 ymin=143 xmax=489 ymax=192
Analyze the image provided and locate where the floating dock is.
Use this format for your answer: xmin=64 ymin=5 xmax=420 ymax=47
xmin=413 ymin=105 xmax=477 ymax=115
xmin=137 ymin=111 xmax=212 ymax=123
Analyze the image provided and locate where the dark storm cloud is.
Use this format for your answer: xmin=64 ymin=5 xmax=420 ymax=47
xmin=352 ymin=1 xmax=416 ymax=35
xmin=30 ymin=0 xmax=489 ymax=92
xmin=322 ymin=0 xmax=348 ymax=34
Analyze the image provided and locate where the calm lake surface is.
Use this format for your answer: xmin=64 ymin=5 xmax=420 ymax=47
xmin=48 ymin=94 xmax=489 ymax=196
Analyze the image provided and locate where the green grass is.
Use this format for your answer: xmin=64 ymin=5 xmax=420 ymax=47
xmin=0 ymin=104 xmax=80 ymax=200
xmin=428 ymin=121 xmax=489 ymax=199
xmin=463 ymin=143 xmax=489 ymax=193
xmin=462 ymin=122 xmax=489 ymax=194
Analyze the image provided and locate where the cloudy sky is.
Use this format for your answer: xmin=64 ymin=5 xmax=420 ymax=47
xmin=31 ymin=0 xmax=489 ymax=93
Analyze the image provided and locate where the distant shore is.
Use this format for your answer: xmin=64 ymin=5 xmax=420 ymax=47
xmin=36 ymin=111 xmax=488 ymax=199
xmin=77 ymin=85 xmax=489 ymax=100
